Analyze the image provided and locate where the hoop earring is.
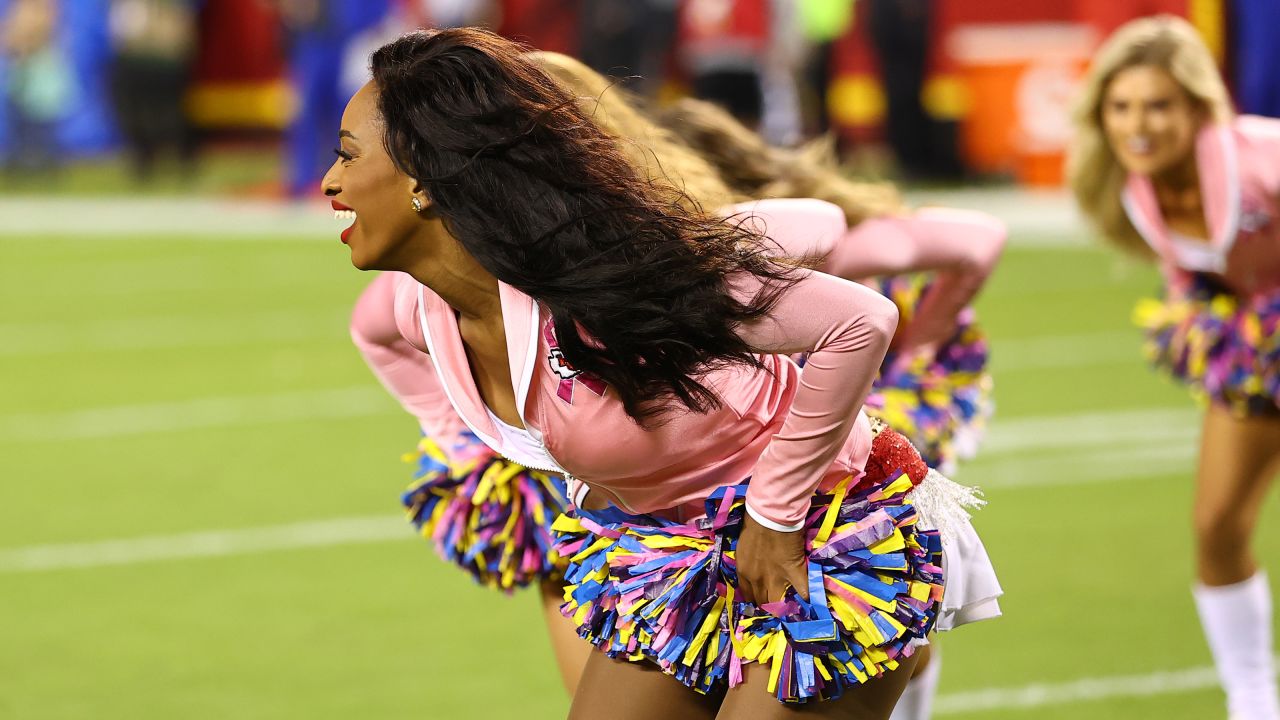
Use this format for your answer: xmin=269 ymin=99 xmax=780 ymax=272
xmin=411 ymin=197 xmax=424 ymax=213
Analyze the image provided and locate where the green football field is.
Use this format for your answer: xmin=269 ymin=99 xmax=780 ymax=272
xmin=2 ymin=219 xmax=1277 ymax=719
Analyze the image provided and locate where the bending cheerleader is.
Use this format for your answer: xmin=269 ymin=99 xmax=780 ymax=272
xmin=344 ymin=52 xmax=755 ymax=694
xmin=657 ymin=98 xmax=1007 ymax=476
xmin=1069 ymin=16 xmax=1280 ymax=720
xmin=324 ymin=28 xmax=998 ymax=718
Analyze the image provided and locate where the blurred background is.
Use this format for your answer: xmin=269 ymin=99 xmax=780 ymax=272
xmin=2 ymin=1 xmax=1278 ymax=719
xmin=3 ymin=0 xmax=1276 ymax=194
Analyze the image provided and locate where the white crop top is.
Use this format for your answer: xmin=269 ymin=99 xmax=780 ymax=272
xmin=483 ymin=407 xmax=566 ymax=475
xmin=1169 ymin=231 xmax=1226 ymax=273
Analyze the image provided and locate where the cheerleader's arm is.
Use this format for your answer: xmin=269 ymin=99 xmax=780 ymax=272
xmin=724 ymin=200 xmax=1004 ymax=351
xmin=734 ymin=269 xmax=898 ymax=530
xmin=350 ymin=272 xmax=459 ymax=434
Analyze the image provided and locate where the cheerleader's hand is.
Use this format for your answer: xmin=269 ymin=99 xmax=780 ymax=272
xmin=736 ymin=513 xmax=810 ymax=605
xmin=891 ymin=315 xmax=954 ymax=355
xmin=892 ymin=338 xmax=941 ymax=369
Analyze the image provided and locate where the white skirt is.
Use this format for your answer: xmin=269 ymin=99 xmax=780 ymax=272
xmin=937 ymin=512 xmax=1003 ymax=630
xmin=910 ymin=468 xmax=1004 ymax=632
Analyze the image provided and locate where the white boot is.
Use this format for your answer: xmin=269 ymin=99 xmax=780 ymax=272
xmin=1193 ymin=572 xmax=1280 ymax=720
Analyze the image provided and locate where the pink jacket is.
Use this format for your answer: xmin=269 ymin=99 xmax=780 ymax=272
xmin=1123 ymin=115 xmax=1280 ymax=296
xmin=351 ymin=201 xmax=898 ymax=531
xmin=731 ymin=201 xmax=1006 ymax=348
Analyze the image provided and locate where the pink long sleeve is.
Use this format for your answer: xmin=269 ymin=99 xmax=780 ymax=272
xmin=723 ymin=198 xmax=848 ymax=261
xmin=1239 ymin=115 xmax=1280 ymax=193
xmin=735 ymin=269 xmax=899 ymax=530
xmin=725 ymin=202 xmax=1006 ymax=351
xmin=350 ymin=272 xmax=468 ymax=443
xmin=827 ymin=209 xmax=1006 ymax=349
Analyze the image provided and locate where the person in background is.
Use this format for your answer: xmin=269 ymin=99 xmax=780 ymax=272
xmin=796 ymin=0 xmax=853 ymax=136
xmin=1 ymin=0 xmax=73 ymax=178
xmin=757 ymin=0 xmax=804 ymax=147
xmin=863 ymin=0 xmax=961 ymax=180
xmin=1069 ymin=16 xmax=1280 ymax=720
xmin=348 ymin=51 xmax=855 ymax=697
xmin=675 ymin=0 xmax=806 ymax=146
xmin=576 ymin=0 xmax=679 ymax=99
xmin=107 ymin=0 xmax=200 ymax=182
xmin=676 ymin=0 xmax=770 ymax=129
xmin=272 ymin=0 xmax=388 ymax=197
xmin=339 ymin=0 xmax=498 ymax=100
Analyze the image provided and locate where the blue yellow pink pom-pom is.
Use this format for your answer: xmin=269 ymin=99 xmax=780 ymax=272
xmin=401 ymin=434 xmax=571 ymax=592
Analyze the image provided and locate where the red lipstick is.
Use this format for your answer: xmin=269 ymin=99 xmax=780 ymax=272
xmin=331 ymin=201 xmax=356 ymax=244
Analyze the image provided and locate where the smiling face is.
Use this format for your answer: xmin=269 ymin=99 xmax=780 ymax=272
xmin=321 ymin=82 xmax=426 ymax=271
xmin=1101 ymin=64 xmax=1203 ymax=179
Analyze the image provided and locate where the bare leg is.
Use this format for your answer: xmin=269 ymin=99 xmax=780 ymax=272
xmin=568 ymin=651 xmax=723 ymax=720
xmin=1193 ymin=405 xmax=1280 ymax=586
xmin=540 ymin=578 xmax=592 ymax=695
xmin=889 ymin=643 xmax=939 ymax=720
xmin=1192 ymin=405 xmax=1280 ymax=719
xmin=908 ymin=643 xmax=931 ymax=679
xmin=714 ymin=651 xmax=921 ymax=720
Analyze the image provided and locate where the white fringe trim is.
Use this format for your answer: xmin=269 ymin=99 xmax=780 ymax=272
xmin=909 ymin=468 xmax=985 ymax=548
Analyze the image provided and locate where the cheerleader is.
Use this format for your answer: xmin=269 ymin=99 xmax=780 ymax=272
xmin=324 ymin=28 xmax=999 ymax=718
xmin=345 ymin=53 xmax=745 ymax=695
xmin=1068 ymin=16 xmax=1280 ymax=719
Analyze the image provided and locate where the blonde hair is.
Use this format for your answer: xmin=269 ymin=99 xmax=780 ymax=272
xmin=528 ymin=51 xmax=736 ymax=212
xmin=1067 ymin=15 xmax=1234 ymax=257
xmin=655 ymin=98 xmax=905 ymax=225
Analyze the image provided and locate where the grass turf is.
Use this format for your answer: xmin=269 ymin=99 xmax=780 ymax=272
xmin=1 ymin=230 xmax=1276 ymax=719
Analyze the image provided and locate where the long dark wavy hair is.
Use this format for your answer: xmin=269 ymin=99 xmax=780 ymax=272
xmin=370 ymin=28 xmax=795 ymax=424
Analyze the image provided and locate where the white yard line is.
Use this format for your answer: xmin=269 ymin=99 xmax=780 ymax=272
xmin=2 ymin=315 xmax=1145 ymax=376
xmin=1 ymin=386 xmax=1193 ymax=456
xmin=3 ymin=189 xmax=1090 ymax=242
xmin=0 ymin=386 xmax=394 ymax=442
xmin=979 ymin=406 xmax=1198 ymax=455
xmin=0 ymin=198 xmax=334 ymax=239
xmin=935 ymin=663 xmax=1230 ymax=715
xmin=973 ymin=441 xmax=1195 ymax=489
xmin=0 ymin=516 xmax=407 ymax=572
xmin=0 ymin=452 xmax=1186 ymax=572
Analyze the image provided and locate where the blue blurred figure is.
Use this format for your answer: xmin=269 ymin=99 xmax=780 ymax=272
xmin=1234 ymin=0 xmax=1280 ymax=119
xmin=274 ymin=0 xmax=389 ymax=198
xmin=1 ymin=0 xmax=74 ymax=176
